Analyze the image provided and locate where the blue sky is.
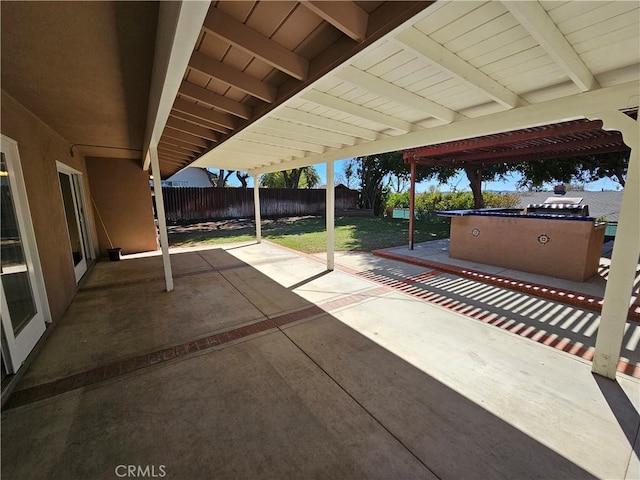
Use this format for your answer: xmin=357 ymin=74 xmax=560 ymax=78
xmin=226 ymin=158 xmax=623 ymax=192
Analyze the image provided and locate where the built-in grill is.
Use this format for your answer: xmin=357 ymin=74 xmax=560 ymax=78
xmin=525 ymin=197 xmax=590 ymax=217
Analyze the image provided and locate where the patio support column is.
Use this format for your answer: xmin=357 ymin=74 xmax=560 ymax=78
xmin=149 ymin=145 xmax=174 ymax=292
xmin=253 ymin=175 xmax=262 ymax=243
xmin=591 ymin=111 xmax=639 ymax=379
xmin=326 ymin=161 xmax=335 ymax=271
xmin=409 ymin=161 xmax=416 ymax=250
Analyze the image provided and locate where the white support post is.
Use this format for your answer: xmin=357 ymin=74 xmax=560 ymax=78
xmin=149 ymin=145 xmax=174 ymax=292
xmin=326 ymin=161 xmax=335 ymax=271
xmin=253 ymin=175 xmax=262 ymax=243
xmin=591 ymin=111 xmax=639 ymax=379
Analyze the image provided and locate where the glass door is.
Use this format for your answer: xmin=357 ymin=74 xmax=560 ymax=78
xmin=57 ymin=167 xmax=91 ymax=282
xmin=1 ymin=135 xmax=49 ymax=374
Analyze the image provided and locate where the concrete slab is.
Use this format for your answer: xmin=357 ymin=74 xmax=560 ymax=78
xmin=4 ymin=241 xmax=639 ymax=479
xmin=19 ymin=269 xmax=265 ymax=388
xmin=81 ymin=251 xmax=213 ymax=288
xmin=1 ymin=333 xmax=437 ymax=480
xmin=284 ymin=301 xmax=640 ymax=479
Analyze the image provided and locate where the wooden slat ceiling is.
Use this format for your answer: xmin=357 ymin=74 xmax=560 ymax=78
xmin=167 ymin=0 xmax=639 ymax=178
xmin=158 ymin=0 xmax=432 ymax=177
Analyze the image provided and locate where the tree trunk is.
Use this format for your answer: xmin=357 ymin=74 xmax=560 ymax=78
xmin=283 ymin=169 xmax=303 ymax=189
xmin=464 ymin=166 xmax=484 ymax=209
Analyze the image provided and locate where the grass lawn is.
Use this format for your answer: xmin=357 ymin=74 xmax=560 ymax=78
xmin=168 ymin=215 xmax=450 ymax=253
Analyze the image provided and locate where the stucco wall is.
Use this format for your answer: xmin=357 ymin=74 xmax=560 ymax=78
xmin=1 ymin=90 xmax=98 ymax=322
xmin=85 ymin=157 xmax=157 ymax=257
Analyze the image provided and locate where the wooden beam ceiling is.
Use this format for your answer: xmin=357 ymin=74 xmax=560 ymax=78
xmin=189 ymin=51 xmax=277 ymax=103
xmin=158 ymin=1 xmax=435 ymax=177
xmin=202 ymin=7 xmax=309 ymax=81
xmin=394 ymin=27 xmax=528 ymax=109
xmin=300 ymin=1 xmax=369 ymax=42
xmin=172 ymin=98 xmax=237 ymax=130
xmin=163 ymin=128 xmax=210 ymax=148
xmin=335 ymin=65 xmax=463 ymax=123
xmin=178 ymin=81 xmax=252 ymax=120
xmin=504 ymin=1 xmax=599 ymax=92
xmin=165 ymin=117 xmax=219 ymax=142
xmin=301 ymin=89 xmax=414 ymax=133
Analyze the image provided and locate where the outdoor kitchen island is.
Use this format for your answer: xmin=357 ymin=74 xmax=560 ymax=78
xmin=437 ymin=205 xmax=606 ymax=282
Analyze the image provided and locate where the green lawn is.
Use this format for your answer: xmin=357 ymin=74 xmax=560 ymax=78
xmin=168 ymin=215 xmax=450 ymax=253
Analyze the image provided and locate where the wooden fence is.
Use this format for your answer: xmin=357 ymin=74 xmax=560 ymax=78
xmin=162 ymin=187 xmax=359 ymax=223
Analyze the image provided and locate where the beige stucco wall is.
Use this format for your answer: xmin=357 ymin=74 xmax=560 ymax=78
xmin=449 ymin=215 xmax=606 ymax=282
xmin=1 ymin=90 xmax=98 ymax=321
xmin=85 ymin=157 xmax=157 ymax=257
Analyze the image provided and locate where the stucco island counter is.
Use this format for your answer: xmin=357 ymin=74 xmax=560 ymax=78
xmin=436 ymin=208 xmax=606 ymax=282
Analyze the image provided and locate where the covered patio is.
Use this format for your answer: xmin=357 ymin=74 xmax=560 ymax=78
xmin=2 ymin=241 xmax=639 ymax=479
xmin=1 ymin=1 xmax=639 ymax=478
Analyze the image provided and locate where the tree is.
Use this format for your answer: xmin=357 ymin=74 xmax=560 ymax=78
xmin=260 ymin=166 xmax=320 ymax=188
xmin=235 ymin=171 xmax=249 ymax=188
xmin=513 ymin=151 xmax=628 ymax=190
xmin=301 ymin=166 xmax=320 ymax=188
xmin=353 ymin=152 xmax=438 ymax=215
xmin=343 ymin=161 xmax=355 ymax=189
xmin=206 ymin=168 xmax=234 ymax=188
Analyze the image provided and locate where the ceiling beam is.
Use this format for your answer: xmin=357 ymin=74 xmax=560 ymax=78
xmin=158 ymin=143 xmax=200 ymax=157
xmin=394 ymin=28 xmax=528 ymax=109
xmin=246 ymin=81 xmax=638 ymax=175
xmin=159 ymin=137 xmax=204 ymax=153
xmin=142 ymin=1 xmax=211 ymax=170
xmin=170 ymin=110 xmax=230 ymax=135
xmin=225 ymin=140 xmax=305 ymax=158
xmin=252 ymin=126 xmax=344 ymax=150
xmin=163 ymin=127 xmax=211 ymax=148
xmin=300 ymin=1 xmax=368 ymax=42
xmin=240 ymin=131 xmax=326 ymax=153
xmin=335 ymin=65 xmax=464 ymax=123
xmin=504 ymin=1 xmax=599 ymax=93
xmin=202 ymin=7 xmax=309 ymax=81
xmin=404 ymin=120 xmax=604 ymax=158
xmin=275 ymin=106 xmax=381 ymax=141
xmin=257 ymin=118 xmax=357 ymax=146
xmin=157 ymin=144 xmax=193 ymax=158
xmin=172 ymin=97 xmax=237 ymax=130
xmin=179 ymin=81 xmax=252 ymax=120
xmin=301 ymin=89 xmax=414 ymax=133
xmin=189 ymin=51 xmax=277 ymax=103
xmin=158 ymin=150 xmax=193 ymax=162
xmin=166 ymin=117 xmax=219 ymax=142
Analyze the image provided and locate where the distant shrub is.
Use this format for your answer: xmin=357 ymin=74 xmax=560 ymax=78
xmin=415 ymin=190 xmax=520 ymax=216
xmin=385 ymin=192 xmax=410 ymax=209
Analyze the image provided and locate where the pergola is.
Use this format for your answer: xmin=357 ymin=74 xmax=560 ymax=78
xmin=54 ymin=0 xmax=635 ymax=381
xmin=401 ymin=115 xmax=634 ymax=249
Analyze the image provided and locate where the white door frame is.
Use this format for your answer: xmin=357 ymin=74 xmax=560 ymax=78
xmin=56 ymin=161 xmax=93 ymax=282
xmin=0 ymin=135 xmax=51 ymax=374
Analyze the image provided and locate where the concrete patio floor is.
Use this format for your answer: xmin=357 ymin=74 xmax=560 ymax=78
xmin=2 ymin=241 xmax=639 ymax=479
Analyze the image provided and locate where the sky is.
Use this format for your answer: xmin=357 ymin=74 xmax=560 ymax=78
xmin=226 ymin=157 xmax=623 ymax=192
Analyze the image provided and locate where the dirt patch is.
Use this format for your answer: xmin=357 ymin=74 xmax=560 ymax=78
xmin=167 ymin=216 xmax=320 ymax=235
